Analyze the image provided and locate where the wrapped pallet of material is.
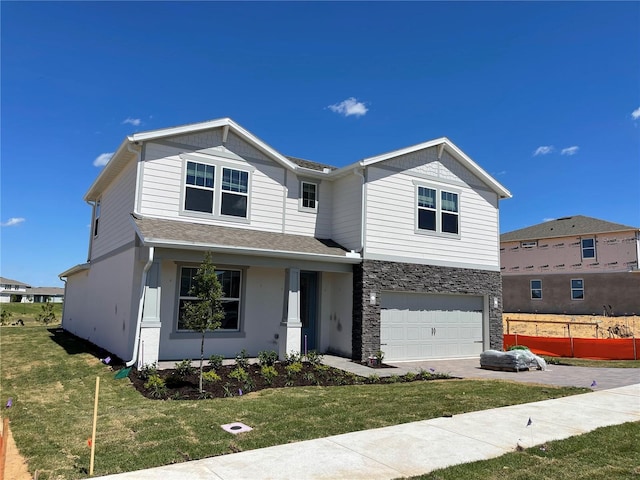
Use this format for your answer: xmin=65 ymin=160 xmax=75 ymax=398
xmin=480 ymin=349 xmax=547 ymax=372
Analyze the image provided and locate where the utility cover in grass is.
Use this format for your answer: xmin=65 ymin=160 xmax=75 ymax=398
xmin=221 ymin=422 xmax=253 ymax=434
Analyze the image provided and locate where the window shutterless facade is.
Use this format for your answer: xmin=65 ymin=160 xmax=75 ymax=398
xmin=571 ymin=278 xmax=584 ymax=300
xmin=530 ymin=279 xmax=542 ymax=299
xmin=177 ymin=266 xmax=242 ymax=331
xmin=416 ymin=184 xmax=460 ymax=235
xmin=581 ymin=238 xmax=596 ymax=259
xmin=300 ymin=181 xmax=318 ymax=210
xmin=183 ymin=158 xmax=250 ymax=219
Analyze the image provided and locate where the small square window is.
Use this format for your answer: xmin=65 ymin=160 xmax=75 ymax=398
xmin=581 ymin=238 xmax=596 ymax=259
xmin=530 ymin=280 xmax=542 ymax=299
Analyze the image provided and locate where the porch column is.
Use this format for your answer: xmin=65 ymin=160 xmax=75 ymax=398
xmin=138 ymin=262 xmax=161 ymax=368
xmin=279 ymin=268 xmax=302 ymax=359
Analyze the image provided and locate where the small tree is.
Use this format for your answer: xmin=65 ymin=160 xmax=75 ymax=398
xmin=36 ymin=301 xmax=56 ymax=325
xmin=181 ymin=252 xmax=225 ymax=393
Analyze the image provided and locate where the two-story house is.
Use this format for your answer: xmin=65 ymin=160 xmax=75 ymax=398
xmin=501 ymin=216 xmax=640 ymax=316
xmin=60 ymin=118 xmax=511 ymax=367
xmin=0 ymin=277 xmax=31 ymax=303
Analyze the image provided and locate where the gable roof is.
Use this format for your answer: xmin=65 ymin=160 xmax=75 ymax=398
xmin=0 ymin=277 xmax=31 ymax=287
xmin=26 ymin=287 xmax=65 ymax=296
xmin=501 ymin=215 xmax=639 ymax=242
xmin=131 ymin=214 xmax=361 ymax=263
xmin=333 ymin=137 xmax=511 ymax=199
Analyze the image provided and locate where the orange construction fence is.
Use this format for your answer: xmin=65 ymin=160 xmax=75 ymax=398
xmin=504 ymin=334 xmax=639 ymax=360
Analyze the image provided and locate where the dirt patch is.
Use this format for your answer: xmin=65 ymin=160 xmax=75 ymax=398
xmin=504 ymin=313 xmax=638 ymax=339
xmin=1 ymin=419 xmax=31 ymax=480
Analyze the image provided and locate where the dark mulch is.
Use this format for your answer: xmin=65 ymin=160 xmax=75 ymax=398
xmin=129 ymin=362 xmax=450 ymax=400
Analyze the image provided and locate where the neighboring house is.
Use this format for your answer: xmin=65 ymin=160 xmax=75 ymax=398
xmin=24 ymin=287 xmax=65 ymax=304
xmin=60 ymin=118 xmax=511 ymax=367
xmin=501 ymin=216 xmax=640 ymax=316
xmin=0 ymin=277 xmax=31 ymax=303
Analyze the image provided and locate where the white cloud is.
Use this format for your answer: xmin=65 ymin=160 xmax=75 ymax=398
xmin=93 ymin=152 xmax=114 ymax=167
xmin=561 ymin=146 xmax=579 ymax=156
xmin=533 ymin=145 xmax=554 ymax=156
xmin=122 ymin=117 xmax=142 ymax=126
xmin=543 ymin=217 xmax=556 ymax=222
xmin=328 ymin=97 xmax=368 ymax=117
xmin=1 ymin=217 xmax=25 ymax=227
xmin=632 ymin=107 xmax=640 ymax=120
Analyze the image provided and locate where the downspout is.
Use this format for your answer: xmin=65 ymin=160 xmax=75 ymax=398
xmin=126 ymin=246 xmax=154 ymax=367
xmin=58 ymin=275 xmax=67 ymax=329
xmin=354 ymin=167 xmax=366 ymax=252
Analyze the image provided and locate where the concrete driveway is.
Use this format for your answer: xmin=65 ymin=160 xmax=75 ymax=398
xmin=388 ymin=357 xmax=640 ymax=390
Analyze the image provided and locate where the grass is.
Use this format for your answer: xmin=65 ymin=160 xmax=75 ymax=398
xmin=407 ymin=422 xmax=640 ymax=480
xmin=0 ymin=302 xmax=63 ymax=326
xmin=0 ymin=326 xmax=596 ymax=479
xmin=544 ymin=357 xmax=640 ymax=368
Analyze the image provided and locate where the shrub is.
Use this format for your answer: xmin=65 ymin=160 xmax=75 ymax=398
xmin=284 ymin=351 xmax=302 ymax=365
xmin=144 ymin=374 xmax=167 ymax=399
xmin=508 ymin=345 xmax=530 ymax=351
xmin=285 ymin=361 xmax=303 ymax=378
xmin=229 ymin=367 xmax=249 ymax=382
xmin=235 ymin=349 xmax=250 ymax=369
xmin=367 ymin=373 xmax=380 ymax=383
xmin=138 ymin=362 xmax=158 ymax=381
xmin=404 ymin=372 xmax=417 ymax=381
xmin=260 ymin=365 xmax=278 ymax=385
xmin=174 ymin=359 xmax=195 ymax=378
xmin=305 ymin=350 xmax=323 ymax=365
xmin=202 ymin=370 xmax=221 ymax=383
xmin=208 ymin=354 xmax=224 ymax=370
xmin=258 ymin=350 xmax=278 ymax=366
xmin=36 ymin=302 xmax=57 ymax=325
xmin=0 ymin=309 xmax=13 ymax=326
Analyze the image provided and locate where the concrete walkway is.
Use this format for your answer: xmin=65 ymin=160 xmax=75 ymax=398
xmin=94 ymin=382 xmax=640 ymax=480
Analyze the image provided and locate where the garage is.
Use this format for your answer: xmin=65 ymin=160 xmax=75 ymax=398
xmin=380 ymin=292 xmax=484 ymax=361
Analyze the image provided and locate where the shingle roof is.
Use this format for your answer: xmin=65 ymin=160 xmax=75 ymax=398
xmin=131 ymin=215 xmax=359 ymax=262
xmin=27 ymin=287 xmax=65 ymax=296
xmin=501 ymin=215 xmax=638 ymax=242
xmin=0 ymin=277 xmax=31 ymax=287
xmin=285 ymin=156 xmax=336 ymax=172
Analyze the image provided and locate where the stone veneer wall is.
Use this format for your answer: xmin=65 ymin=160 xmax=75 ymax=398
xmin=352 ymin=259 xmax=504 ymax=361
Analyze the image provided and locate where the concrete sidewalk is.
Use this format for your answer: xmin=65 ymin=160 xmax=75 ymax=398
xmin=94 ymin=383 xmax=639 ymax=480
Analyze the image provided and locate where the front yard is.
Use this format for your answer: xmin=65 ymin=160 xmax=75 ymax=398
xmin=1 ymin=326 xmax=590 ymax=479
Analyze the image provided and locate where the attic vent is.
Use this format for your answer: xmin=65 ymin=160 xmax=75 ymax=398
xmin=557 ymin=216 xmax=572 ymax=221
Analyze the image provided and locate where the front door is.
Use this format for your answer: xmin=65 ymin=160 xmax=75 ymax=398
xmin=300 ymin=271 xmax=318 ymax=353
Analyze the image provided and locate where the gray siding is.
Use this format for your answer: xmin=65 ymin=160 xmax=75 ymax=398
xmin=331 ymin=173 xmax=362 ymax=251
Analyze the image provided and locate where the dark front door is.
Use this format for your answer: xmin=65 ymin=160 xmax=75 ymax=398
xmin=300 ymin=271 xmax=318 ymax=353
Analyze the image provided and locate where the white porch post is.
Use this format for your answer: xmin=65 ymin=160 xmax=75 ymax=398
xmin=279 ymin=268 xmax=302 ymax=359
xmin=138 ymin=262 xmax=161 ymax=368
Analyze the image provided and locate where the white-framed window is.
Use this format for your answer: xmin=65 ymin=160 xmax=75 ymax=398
xmin=177 ymin=266 xmax=242 ymax=331
xmin=530 ymin=279 xmax=542 ymax=299
xmin=300 ymin=181 xmax=317 ymax=210
xmin=183 ymin=158 xmax=250 ymax=219
xmin=93 ymin=200 xmax=101 ymax=237
xmin=581 ymin=238 xmax=596 ymax=260
xmin=416 ymin=185 xmax=460 ymax=235
xmin=571 ymin=278 xmax=584 ymax=300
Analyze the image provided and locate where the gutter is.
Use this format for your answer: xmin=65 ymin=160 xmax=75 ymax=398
xmin=126 ymin=246 xmax=154 ymax=367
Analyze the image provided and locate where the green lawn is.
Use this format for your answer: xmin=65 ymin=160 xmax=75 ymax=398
xmin=407 ymin=421 xmax=640 ymax=480
xmin=544 ymin=356 xmax=640 ymax=368
xmin=0 ymin=302 xmax=63 ymax=326
xmin=0 ymin=326 xmax=601 ymax=479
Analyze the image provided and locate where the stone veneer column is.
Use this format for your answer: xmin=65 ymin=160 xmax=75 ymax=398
xmin=352 ymin=259 xmax=504 ymax=362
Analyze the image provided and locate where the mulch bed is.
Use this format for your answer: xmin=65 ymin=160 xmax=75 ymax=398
xmin=129 ymin=362 xmax=449 ymax=400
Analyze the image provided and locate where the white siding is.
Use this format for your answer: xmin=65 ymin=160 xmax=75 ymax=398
xmin=364 ymin=148 xmax=500 ymax=270
xmin=331 ymin=173 xmax=363 ymax=251
xmin=91 ymin=159 xmax=137 ymax=260
xmin=62 ymin=247 xmax=139 ymax=361
xmin=138 ymin=139 xmax=288 ymax=233
xmin=284 ymin=176 xmax=333 ymax=238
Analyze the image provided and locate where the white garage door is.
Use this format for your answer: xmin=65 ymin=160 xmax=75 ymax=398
xmin=380 ymin=292 xmax=484 ymax=361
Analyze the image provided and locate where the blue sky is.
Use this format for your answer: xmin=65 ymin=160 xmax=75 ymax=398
xmin=2 ymin=1 xmax=639 ymax=288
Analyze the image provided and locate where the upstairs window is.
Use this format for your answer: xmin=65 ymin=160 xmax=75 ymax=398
xmin=581 ymin=238 xmax=596 ymax=259
xmin=221 ymin=168 xmax=248 ymax=217
xmin=93 ymin=200 xmax=101 ymax=237
xmin=185 ymin=162 xmax=215 ymax=213
xmin=300 ymin=181 xmax=317 ymax=210
xmin=182 ymin=159 xmax=250 ymax=219
xmin=417 ymin=185 xmax=460 ymax=235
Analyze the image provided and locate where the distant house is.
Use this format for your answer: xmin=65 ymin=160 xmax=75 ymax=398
xmin=60 ymin=117 xmax=511 ymax=368
xmin=0 ymin=277 xmax=31 ymax=303
xmin=25 ymin=287 xmax=65 ymax=304
xmin=501 ymin=216 xmax=640 ymax=316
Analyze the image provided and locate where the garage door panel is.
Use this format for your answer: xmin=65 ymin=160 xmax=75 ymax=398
xmin=380 ymin=292 xmax=484 ymax=362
